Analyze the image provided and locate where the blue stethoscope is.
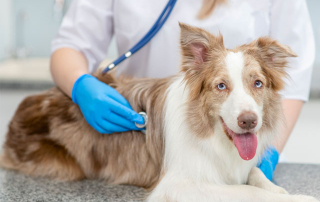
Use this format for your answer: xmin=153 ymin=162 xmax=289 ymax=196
xmin=101 ymin=0 xmax=177 ymax=129
xmin=102 ymin=0 xmax=177 ymax=74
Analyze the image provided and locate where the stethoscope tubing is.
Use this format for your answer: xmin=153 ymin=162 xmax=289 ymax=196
xmin=102 ymin=0 xmax=177 ymax=73
xmin=101 ymin=0 xmax=177 ymax=130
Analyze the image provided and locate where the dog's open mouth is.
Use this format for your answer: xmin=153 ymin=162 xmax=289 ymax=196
xmin=220 ymin=118 xmax=257 ymax=161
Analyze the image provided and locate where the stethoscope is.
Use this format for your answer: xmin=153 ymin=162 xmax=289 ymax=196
xmin=101 ymin=0 xmax=178 ymax=129
xmin=102 ymin=0 xmax=177 ymax=73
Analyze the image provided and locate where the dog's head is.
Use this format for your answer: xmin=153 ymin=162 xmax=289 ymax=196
xmin=179 ymin=23 xmax=296 ymax=161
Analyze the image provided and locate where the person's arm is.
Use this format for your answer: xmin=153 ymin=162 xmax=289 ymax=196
xmin=50 ymin=0 xmax=144 ymax=134
xmin=258 ymin=99 xmax=303 ymax=180
xmin=274 ymin=99 xmax=304 ymax=153
xmin=50 ymin=48 xmax=88 ymax=97
xmin=51 ymin=0 xmax=115 ymax=78
xmin=258 ymin=0 xmax=315 ymax=180
xmin=50 ymin=47 xmax=144 ymax=134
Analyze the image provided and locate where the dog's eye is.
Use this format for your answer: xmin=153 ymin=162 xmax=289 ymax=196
xmin=217 ymin=83 xmax=226 ymax=90
xmin=255 ymin=80 xmax=263 ymax=88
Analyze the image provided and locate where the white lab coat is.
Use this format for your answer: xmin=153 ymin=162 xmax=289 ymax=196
xmin=52 ymin=0 xmax=315 ymax=101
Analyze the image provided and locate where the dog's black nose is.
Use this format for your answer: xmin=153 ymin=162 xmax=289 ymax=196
xmin=237 ymin=112 xmax=257 ymax=130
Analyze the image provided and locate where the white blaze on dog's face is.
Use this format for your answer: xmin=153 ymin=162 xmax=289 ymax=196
xmin=218 ymin=51 xmax=264 ymax=160
xmin=179 ymin=23 xmax=297 ymax=161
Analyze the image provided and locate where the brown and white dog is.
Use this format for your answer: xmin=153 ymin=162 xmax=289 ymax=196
xmin=0 ymin=23 xmax=318 ymax=202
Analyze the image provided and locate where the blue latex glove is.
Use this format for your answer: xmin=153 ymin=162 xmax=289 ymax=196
xmin=72 ymin=74 xmax=144 ymax=134
xmin=257 ymin=146 xmax=279 ymax=180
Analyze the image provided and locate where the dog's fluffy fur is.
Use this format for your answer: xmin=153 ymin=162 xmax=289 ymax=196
xmin=0 ymin=23 xmax=318 ymax=202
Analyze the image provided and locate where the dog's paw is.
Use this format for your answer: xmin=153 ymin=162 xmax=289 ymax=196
xmin=256 ymin=183 xmax=288 ymax=194
xmin=291 ymin=195 xmax=319 ymax=202
xmin=269 ymin=185 xmax=289 ymax=194
xmin=263 ymin=185 xmax=288 ymax=194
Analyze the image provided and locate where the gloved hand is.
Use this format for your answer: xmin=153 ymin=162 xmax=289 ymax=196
xmin=257 ymin=146 xmax=279 ymax=180
xmin=72 ymin=74 xmax=144 ymax=134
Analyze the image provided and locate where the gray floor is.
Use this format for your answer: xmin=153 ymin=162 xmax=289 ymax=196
xmin=1 ymin=89 xmax=320 ymax=164
xmin=0 ymin=163 xmax=319 ymax=201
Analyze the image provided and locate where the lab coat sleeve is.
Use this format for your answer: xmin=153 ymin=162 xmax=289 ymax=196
xmin=270 ymin=0 xmax=315 ymax=102
xmin=51 ymin=0 xmax=114 ymax=73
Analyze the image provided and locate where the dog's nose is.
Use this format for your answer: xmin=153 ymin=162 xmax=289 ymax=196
xmin=237 ymin=112 xmax=258 ymax=130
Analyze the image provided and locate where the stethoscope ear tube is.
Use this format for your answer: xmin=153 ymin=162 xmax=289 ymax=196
xmin=102 ymin=0 xmax=178 ymax=74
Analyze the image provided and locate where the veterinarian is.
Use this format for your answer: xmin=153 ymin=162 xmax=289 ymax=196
xmin=50 ymin=0 xmax=315 ymax=180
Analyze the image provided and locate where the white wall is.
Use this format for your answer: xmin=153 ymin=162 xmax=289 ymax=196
xmin=0 ymin=0 xmax=319 ymax=90
xmin=12 ymin=0 xmax=65 ymax=57
xmin=0 ymin=0 xmax=13 ymax=61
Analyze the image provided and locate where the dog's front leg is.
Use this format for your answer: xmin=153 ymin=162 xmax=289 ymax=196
xmin=147 ymin=176 xmax=319 ymax=202
xmin=247 ymin=167 xmax=288 ymax=194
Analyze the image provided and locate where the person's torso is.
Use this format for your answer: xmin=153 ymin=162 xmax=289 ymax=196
xmin=113 ymin=0 xmax=271 ymax=78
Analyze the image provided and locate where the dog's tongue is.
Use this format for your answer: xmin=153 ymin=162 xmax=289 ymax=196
xmin=233 ymin=133 xmax=257 ymax=161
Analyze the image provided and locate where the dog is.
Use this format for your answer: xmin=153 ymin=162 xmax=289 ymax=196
xmin=0 ymin=23 xmax=318 ymax=202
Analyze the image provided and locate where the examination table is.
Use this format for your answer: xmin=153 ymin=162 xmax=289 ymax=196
xmin=0 ymin=163 xmax=319 ymax=201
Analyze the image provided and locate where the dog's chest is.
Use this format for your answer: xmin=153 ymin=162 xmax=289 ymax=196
xmin=163 ymin=76 xmax=257 ymax=185
xmin=171 ymin=140 xmax=255 ymax=185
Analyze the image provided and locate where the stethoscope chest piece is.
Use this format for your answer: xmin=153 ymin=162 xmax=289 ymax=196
xmin=135 ymin=112 xmax=148 ymax=129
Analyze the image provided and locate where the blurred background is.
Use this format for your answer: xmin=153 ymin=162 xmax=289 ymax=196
xmin=0 ymin=0 xmax=319 ymax=164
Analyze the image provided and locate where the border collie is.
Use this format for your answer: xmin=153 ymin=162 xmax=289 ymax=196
xmin=0 ymin=23 xmax=318 ymax=202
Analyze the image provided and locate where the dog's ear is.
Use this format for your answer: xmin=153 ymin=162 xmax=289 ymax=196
xmin=248 ymin=37 xmax=297 ymax=91
xmin=253 ymin=37 xmax=297 ymax=68
xmin=179 ymin=23 xmax=224 ymax=71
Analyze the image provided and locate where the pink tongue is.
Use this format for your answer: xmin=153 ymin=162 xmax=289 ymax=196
xmin=233 ymin=133 xmax=257 ymax=161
